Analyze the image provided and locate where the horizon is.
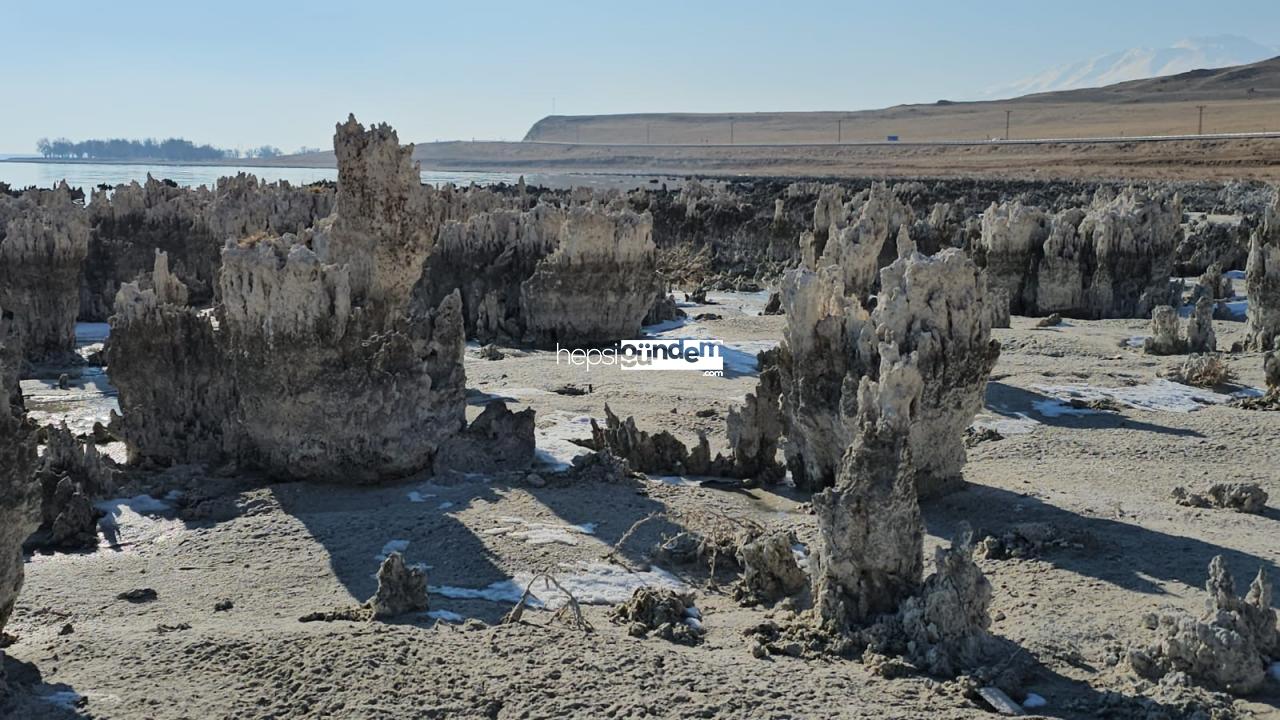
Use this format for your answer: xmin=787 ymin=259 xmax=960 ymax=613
xmin=3 ymin=1 xmax=1278 ymax=155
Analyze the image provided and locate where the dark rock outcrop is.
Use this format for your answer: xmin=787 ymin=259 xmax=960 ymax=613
xmin=1245 ymin=192 xmax=1280 ymax=351
xmin=977 ymin=189 xmax=1180 ymax=319
xmin=0 ymin=183 xmax=89 ymax=362
xmin=0 ymin=312 xmax=39 ymax=690
xmin=420 ymin=202 xmax=663 ymax=348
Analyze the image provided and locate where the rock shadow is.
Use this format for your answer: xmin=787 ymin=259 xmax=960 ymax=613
xmin=923 ymin=483 xmax=1278 ymax=596
xmin=985 ymin=382 xmax=1206 ymax=438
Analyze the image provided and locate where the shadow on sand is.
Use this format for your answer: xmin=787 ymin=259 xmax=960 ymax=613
xmin=985 ymin=382 xmax=1206 ymax=438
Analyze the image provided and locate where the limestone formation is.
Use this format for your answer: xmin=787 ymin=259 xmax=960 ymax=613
xmin=975 ymin=201 xmax=1051 ymax=314
xmin=813 ymin=371 xmax=925 ymax=631
xmin=1245 ymin=194 xmax=1280 ymax=351
xmin=1143 ymin=305 xmax=1185 ymax=355
xmin=33 ymin=423 xmax=117 ymax=549
xmin=1177 ymin=214 xmax=1250 ymax=276
xmin=108 ymin=117 xmax=474 ymax=482
xmin=977 ymin=189 xmax=1180 ymax=319
xmin=735 ymin=530 xmax=807 ymax=605
xmin=1131 ymin=556 xmax=1277 ymax=694
xmin=1232 ymin=351 xmax=1280 ymax=410
xmin=984 ymin=283 xmax=1011 ymax=330
xmin=586 ymin=404 xmax=727 ymax=477
xmin=896 ymin=538 xmax=994 ymax=677
xmin=803 ymin=183 xmax=913 ymax=303
xmin=1172 ymin=483 xmax=1268 ymax=514
xmin=420 ymin=201 xmax=663 ymax=347
xmin=108 ymin=278 xmax=235 ymax=466
xmin=0 ymin=311 xmax=38 ymax=688
xmin=1197 ymin=262 xmax=1233 ymax=301
xmin=643 ymin=292 xmax=686 ymax=326
xmin=812 ymin=371 xmax=996 ymax=674
xmin=724 ymin=349 xmax=786 ymax=481
xmin=1162 ymin=353 xmax=1233 ymax=388
xmin=1186 ymin=296 xmax=1216 ymax=353
xmin=367 ymin=552 xmax=429 ymax=619
xmin=83 ymin=173 xmax=334 ymax=319
xmin=519 ymin=205 xmax=663 ymax=347
xmin=611 ymin=588 xmax=703 ymax=645
xmin=433 ymin=400 xmax=535 ymax=475
xmin=810 ymin=184 xmax=845 ymax=253
xmin=775 ymin=249 xmax=1000 ymax=494
xmin=0 ymin=183 xmax=90 ymax=361
xmin=151 ymin=249 xmax=189 ymax=306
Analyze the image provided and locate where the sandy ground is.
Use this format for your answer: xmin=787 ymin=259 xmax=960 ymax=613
xmin=5 ymin=293 xmax=1280 ymax=719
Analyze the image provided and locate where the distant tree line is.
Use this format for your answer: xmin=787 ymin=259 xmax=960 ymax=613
xmin=35 ymin=137 xmax=286 ymax=161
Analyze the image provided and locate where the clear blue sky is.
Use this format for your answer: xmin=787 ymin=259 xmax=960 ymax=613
xmin=4 ymin=0 xmax=1277 ymax=153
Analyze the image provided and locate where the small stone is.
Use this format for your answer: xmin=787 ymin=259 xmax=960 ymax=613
xmin=977 ymin=686 xmax=1025 ymax=716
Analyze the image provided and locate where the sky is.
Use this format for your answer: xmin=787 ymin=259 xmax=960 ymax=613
xmin=3 ymin=0 xmax=1278 ymax=154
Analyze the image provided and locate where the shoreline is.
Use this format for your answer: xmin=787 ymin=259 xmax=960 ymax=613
xmin=0 ymin=157 xmax=334 ymax=170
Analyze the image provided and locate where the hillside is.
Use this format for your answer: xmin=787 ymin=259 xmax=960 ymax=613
xmin=522 ymin=56 xmax=1280 ymax=145
xmin=983 ymin=35 xmax=1276 ymax=97
xmin=258 ymin=56 xmax=1280 ymax=181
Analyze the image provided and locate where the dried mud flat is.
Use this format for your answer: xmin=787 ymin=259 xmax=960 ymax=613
xmin=4 ymin=294 xmax=1279 ymax=719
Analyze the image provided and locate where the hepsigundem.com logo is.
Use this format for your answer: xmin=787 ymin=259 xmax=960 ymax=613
xmin=556 ymin=339 xmax=724 ymax=375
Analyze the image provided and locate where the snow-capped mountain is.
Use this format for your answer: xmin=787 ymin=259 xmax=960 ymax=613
xmin=984 ymin=36 xmax=1277 ymax=98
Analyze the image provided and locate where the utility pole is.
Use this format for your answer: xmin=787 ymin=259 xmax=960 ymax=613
xmin=730 ymin=119 xmax=735 ymax=145
xmin=1196 ymin=105 xmax=1206 ymax=135
xmin=837 ymin=118 xmax=842 ymax=144
xmin=1004 ymin=110 xmax=1012 ymax=141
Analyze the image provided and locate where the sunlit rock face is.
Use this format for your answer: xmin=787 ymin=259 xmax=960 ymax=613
xmin=0 ymin=183 xmax=89 ymax=362
xmin=518 ymin=204 xmax=663 ymax=348
xmin=774 ymin=248 xmax=1000 ymax=496
xmin=107 ymin=117 xmax=473 ymax=482
xmin=1132 ymin=556 xmax=1277 ymax=695
xmin=976 ymin=189 xmax=1180 ymax=319
xmin=811 ymin=360 xmax=995 ymax=676
xmin=418 ymin=199 xmax=662 ymax=349
xmin=800 ymin=182 xmax=914 ymax=304
xmin=81 ymin=172 xmax=334 ymax=320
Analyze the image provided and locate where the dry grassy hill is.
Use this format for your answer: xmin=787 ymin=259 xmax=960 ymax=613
xmin=261 ymin=56 xmax=1280 ymax=181
xmin=523 ymin=56 xmax=1280 ymax=144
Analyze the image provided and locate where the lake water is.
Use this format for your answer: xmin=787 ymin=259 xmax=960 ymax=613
xmin=0 ymin=160 xmax=678 ymax=192
xmin=0 ymin=161 xmax=523 ymax=190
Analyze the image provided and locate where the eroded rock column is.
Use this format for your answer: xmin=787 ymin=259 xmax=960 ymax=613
xmin=0 ymin=184 xmax=89 ymax=362
xmin=0 ymin=315 xmax=39 ymax=682
xmin=1245 ymin=193 xmax=1280 ymax=351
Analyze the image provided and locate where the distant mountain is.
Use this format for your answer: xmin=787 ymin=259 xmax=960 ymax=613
xmin=985 ymin=36 xmax=1276 ymax=98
